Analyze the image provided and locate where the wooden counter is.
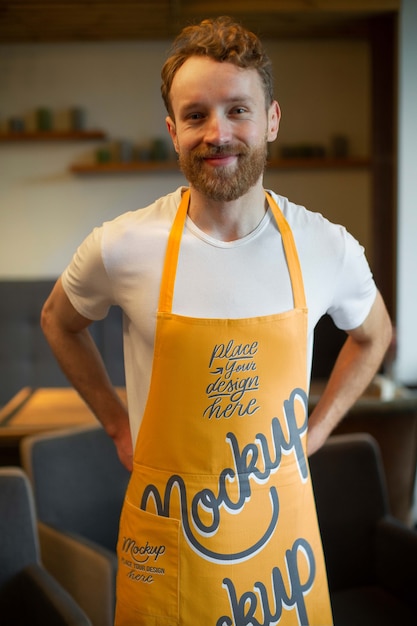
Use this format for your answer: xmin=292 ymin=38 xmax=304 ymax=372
xmin=0 ymin=387 xmax=127 ymax=464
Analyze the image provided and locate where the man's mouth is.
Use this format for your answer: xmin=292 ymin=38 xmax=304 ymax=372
xmin=203 ymin=153 xmax=238 ymax=166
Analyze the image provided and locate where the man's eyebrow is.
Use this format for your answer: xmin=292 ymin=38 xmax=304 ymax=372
xmin=179 ymin=95 xmax=256 ymax=113
xmin=178 ymin=101 xmax=205 ymax=114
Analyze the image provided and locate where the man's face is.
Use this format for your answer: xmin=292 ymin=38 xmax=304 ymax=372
xmin=166 ymin=57 xmax=280 ymax=202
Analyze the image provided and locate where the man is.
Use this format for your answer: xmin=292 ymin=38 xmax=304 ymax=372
xmin=41 ymin=16 xmax=392 ymax=626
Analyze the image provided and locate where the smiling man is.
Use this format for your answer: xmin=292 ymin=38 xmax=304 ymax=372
xmin=41 ymin=16 xmax=392 ymax=626
xmin=167 ymin=56 xmax=276 ymax=206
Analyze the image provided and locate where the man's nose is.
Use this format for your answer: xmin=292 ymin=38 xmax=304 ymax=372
xmin=204 ymin=113 xmax=231 ymax=145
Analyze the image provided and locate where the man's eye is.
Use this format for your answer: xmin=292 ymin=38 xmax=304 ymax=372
xmin=188 ymin=112 xmax=204 ymax=121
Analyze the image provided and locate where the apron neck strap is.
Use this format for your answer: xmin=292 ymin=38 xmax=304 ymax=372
xmin=264 ymin=191 xmax=307 ymax=310
xmin=158 ymin=189 xmax=191 ymax=313
xmin=158 ymin=188 xmax=306 ymax=313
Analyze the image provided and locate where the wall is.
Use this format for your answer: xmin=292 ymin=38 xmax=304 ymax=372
xmin=396 ymin=0 xmax=417 ymax=387
xmin=0 ymin=38 xmax=371 ymax=279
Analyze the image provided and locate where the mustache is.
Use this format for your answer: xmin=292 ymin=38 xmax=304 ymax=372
xmin=191 ymin=144 xmax=250 ymax=159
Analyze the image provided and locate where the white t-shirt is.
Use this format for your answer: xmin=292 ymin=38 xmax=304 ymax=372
xmin=62 ymin=187 xmax=376 ymax=444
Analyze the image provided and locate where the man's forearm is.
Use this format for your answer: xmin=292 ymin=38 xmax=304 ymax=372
xmin=41 ymin=283 xmax=133 ymax=469
xmin=307 ymin=291 xmax=392 ymax=456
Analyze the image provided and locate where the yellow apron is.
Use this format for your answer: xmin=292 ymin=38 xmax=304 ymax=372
xmin=115 ymin=190 xmax=333 ymax=626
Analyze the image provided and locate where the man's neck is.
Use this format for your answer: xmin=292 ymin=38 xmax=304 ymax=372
xmin=187 ymin=184 xmax=268 ymax=242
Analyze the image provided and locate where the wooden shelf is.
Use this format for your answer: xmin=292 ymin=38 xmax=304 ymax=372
xmin=268 ymin=157 xmax=370 ymax=170
xmin=0 ymin=130 xmax=106 ymax=141
xmin=70 ymin=161 xmax=180 ymax=174
xmin=70 ymin=157 xmax=370 ymax=175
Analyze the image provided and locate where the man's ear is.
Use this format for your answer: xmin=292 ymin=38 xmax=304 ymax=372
xmin=166 ymin=116 xmax=179 ymax=153
xmin=267 ymin=101 xmax=281 ymax=142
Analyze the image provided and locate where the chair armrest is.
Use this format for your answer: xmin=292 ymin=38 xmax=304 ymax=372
xmin=376 ymin=515 xmax=417 ymax=608
xmin=0 ymin=563 xmax=91 ymax=625
xmin=38 ymin=522 xmax=117 ymax=626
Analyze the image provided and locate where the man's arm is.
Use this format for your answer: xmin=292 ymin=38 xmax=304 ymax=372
xmin=307 ymin=290 xmax=392 ymax=456
xmin=41 ymin=278 xmax=133 ymax=471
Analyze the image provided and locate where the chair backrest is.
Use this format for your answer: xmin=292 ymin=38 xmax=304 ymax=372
xmin=309 ymin=433 xmax=390 ymax=592
xmin=0 ymin=468 xmax=40 ymax=587
xmin=21 ymin=426 xmax=130 ymax=551
xmin=0 ymin=280 xmax=125 ymax=407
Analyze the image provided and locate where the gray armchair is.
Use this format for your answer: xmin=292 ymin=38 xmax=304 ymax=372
xmin=21 ymin=425 xmax=130 ymax=626
xmin=310 ymin=433 xmax=417 ymax=625
xmin=0 ymin=467 xmax=91 ymax=626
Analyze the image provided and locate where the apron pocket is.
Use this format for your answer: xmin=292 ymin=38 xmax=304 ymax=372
xmin=116 ymin=498 xmax=180 ymax=625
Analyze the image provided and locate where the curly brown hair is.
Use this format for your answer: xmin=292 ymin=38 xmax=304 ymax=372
xmin=161 ymin=16 xmax=274 ymax=118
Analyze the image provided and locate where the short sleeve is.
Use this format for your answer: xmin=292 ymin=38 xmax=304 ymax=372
xmin=61 ymin=226 xmax=115 ymax=320
xmin=327 ymin=229 xmax=377 ymax=331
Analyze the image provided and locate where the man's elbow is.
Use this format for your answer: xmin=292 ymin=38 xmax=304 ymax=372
xmin=377 ymin=294 xmax=393 ymax=355
xmin=350 ymin=291 xmax=393 ymax=358
xmin=40 ymin=296 xmax=57 ymax=343
xmin=384 ymin=313 xmax=393 ymax=346
xmin=40 ymin=279 xmax=68 ymax=342
xmin=380 ymin=310 xmax=394 ymax=362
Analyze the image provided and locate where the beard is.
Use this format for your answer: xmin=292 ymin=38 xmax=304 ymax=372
xmin=178 ymin=139 xmax=268 ymax=202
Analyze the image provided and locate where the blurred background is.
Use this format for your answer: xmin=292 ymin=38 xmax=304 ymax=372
xmin=2 ymin=1 xmax=415 ymax=390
